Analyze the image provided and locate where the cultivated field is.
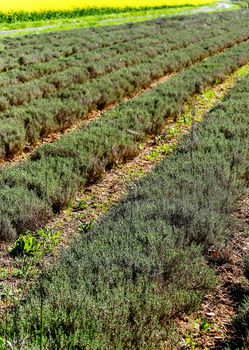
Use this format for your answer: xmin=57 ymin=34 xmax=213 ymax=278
xmin=4 ymin=70 xmax=249 ymax=349
xmin=0 ymin=8 xmax=249 ymax=350
xmin=1 ymin=11 xmax=249 ymax=240
xmin=0 ymin=0 xmax=216 ymax=12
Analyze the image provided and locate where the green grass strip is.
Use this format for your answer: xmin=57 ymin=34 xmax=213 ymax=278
xmin=0 ymin=4 xmax=207 ymax=23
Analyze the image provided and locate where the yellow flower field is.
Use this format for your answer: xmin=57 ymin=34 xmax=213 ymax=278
xmin=0 ymin=0 xmax=216 ymax=12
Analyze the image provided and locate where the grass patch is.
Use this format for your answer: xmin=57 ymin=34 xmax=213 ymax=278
xmin=0 ymin=3 xmax=214 ymax=23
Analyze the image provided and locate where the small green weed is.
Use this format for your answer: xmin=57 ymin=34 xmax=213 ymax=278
xmin=181 ymin=318 xmax=215 ymax=349
xmin=236 ymin=64 xmax=249 ymax=78
xmin=64 ymin=204 xmax=73 ymax=217
xmin=10 ymin=232 xmax=40 ymax=257
xmin=0 ymin=268 xmax=8 ymax=281
xmin=198 ymin=318 xmax=212 ymax=333
xmin=164 ymin=126 xmax=180 ymax=139
xmin=125 ymin=168 xmax=145 ymax=184
xmin=75 ymin=199 xmax=89 ymax=211
xmin=181 ymin=335 xmax=197 ymax=350
xmin=78 ymin=219 xmax=95 ymax=234
xmin=146 ymin=143 xmax=176 ymax=161
xmin=139 ymin=143 xmax=145 ymax=151
xmin=0 ymin=284 xmax=14 ymax=302
xmin=9 ymin=228 xmax=61 ymax=258
xmin=203 ymin=89 xmax=216 ymax=101
xmin=178 ymin=113 xmax=192 ymax=126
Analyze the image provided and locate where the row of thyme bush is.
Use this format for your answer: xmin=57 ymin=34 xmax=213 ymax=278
xmin=2 ymin=65 xmax=249 ymax=350
xmin=0 ymin=21 xmax=227 ymax=89
xmin=3 ymin=10 xmax=240 ymax=50
xmin=0 ymin=11 xmax=223 ymax=72
xmin=2 ymin=22 xmax=249 ymax=108
xmin=0 ymin=27 xmax=229 ymax=107
xmin=1 ymin=11 xmax=249 ymax=72
xmin=0 ymin=17 xmax=169 ymax=71
xmin=1 ymin=33 xmax=249 ymax=159
xmin=1 ymin=41 xmax=249 ymax=241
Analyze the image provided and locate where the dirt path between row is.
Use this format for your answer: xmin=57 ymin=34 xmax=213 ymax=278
xmin=0 ymin=25 xmax=56 ymax=35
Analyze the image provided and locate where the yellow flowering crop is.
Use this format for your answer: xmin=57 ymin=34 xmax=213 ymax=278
xmin=0 ymin=0 xmax=216 ymax=12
